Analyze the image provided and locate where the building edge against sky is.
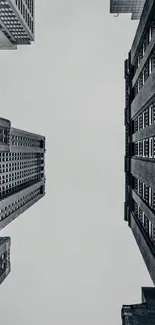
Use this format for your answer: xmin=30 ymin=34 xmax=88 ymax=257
xmin=124 ymin=0 xmax=155 ymax=285
xmin=0 ymin=116 xmax=46 ymax=231
xmin=122 ymin=287 xmax=155 ymax=325
xmin=110 ymin=0 xmax=146 ymax=20
xmin=0 ymin=0 xmax=34 ymax=49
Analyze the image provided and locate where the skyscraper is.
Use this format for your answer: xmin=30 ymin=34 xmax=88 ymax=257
xmin=0 ymin=237 xmax=11 ymax=286
xmin=125 ymin=0 xmax=155 ymax=284
xmin=122 ymin=287 xmax=155 ymax=325
xmin=0 ymin=116 xmax=45 ymax=231
xmin=110 ymin=0 xmax=146 ymax=20
xmin=0 ymin=0 xmax=34 ymax=49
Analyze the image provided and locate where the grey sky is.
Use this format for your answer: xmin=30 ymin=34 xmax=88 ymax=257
xmin=0 ymin=0 xmax=152 ymax=324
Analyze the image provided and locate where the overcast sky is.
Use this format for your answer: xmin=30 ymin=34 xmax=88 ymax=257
xmin=0 ymin=1 xmax=153 ymax=324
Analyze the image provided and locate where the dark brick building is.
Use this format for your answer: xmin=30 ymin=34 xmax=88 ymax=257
xmin=124 ymin=0 xmax=155 ymax=285
xmin=122 ymin=287 xmax=155 ymax=325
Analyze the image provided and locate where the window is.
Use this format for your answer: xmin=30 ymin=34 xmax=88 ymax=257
xmin=143 ymin=214 xmax=149 ymax=234
xmin=142 ymin=70 xmax=145 ymax=86
xmin=149 ymin=220 xmax=152 ymax=238
xmin=149 ymin=55 xmax=153 ymax=75
xmin=149 ymin=25 xmax=152 ymax=43
xmin=142 ymin=42 xmax=145 ymax=57
xmin=139 ymin=207 xmax=143 ymax=223
xmin=149 ymin=105 xmax=153 ymax=125
xmin=149 ymin=187 xmax=153 ymax=206
xmin=138 ymin=78 xmax=140 ymax=93
xmin=143 ymin=139 xmax=146 ymax=157
xmin=151 ymin=225 xmax=155 ymax=243
xmin=137 ymin=116 xmax=139 ymax=131
xmin=149 ymin=138 xmax=153 ymax=158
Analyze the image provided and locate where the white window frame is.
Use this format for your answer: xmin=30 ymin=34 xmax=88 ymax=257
xmin=149 ymin=105 xmax=153 ymax=125
xmin=137 ymin=141 xmax=139 ymax=156
xmin=149 ymin=220 xmax=152 ymax=237
xmin=149 ymin=25 xmax=152 ymax=43
xmin=149 ymin=56 xmax=153 ymax=75
xmin=138 ymin=205 xmax=140 ymax=217
xmin=137 ymin=55 xmax=140 ymax=68
xmin=143 ymin=139 xmax=145 ymax=157
xmin=143 ymin=182 xmax=145 ymax=199
xmin=142 ymin=70 xmax=145 ymax=86
xmin=142 ymin=211 xmax=145 ymax=225
xmin=137 ymin=116 xmax=139 ymax=131
xmin=149 ymin=137 xmax=153 ymax=158
xmin=149 ymin=187 xmax=152 ymax=206
xmin=142 ymin=43 xmax=145 ymax=57
xmin=142 ymin=113 xmax=144 ymax=129
xmin=138 ymin=78 xmax=140 ymax=93
xmin=138 ymin=179 xmax=140 ymax=194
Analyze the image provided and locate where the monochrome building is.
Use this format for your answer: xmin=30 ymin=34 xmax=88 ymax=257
xmin=110 ymin=0 xmax=146 ymax=20
xmin=122 ymin=287 xmax=155 ymax=325
xmin=0 ymin=117 xmax=45 ymax=230
xmin=124 ymin=0 xmax=155 ymax=285
xmin=0 ymin=0 xmax=34 ymax=49
xmin=0 ymin=237 xmax=11 ymax=286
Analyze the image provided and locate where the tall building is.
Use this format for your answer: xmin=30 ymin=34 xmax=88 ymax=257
xmin=124 ymin=0 xmax=155 ymax=285
xmin=0 ymin=117 xmax=45 ymax=231
xmin=110 ymin=0 xmax=146 ymax=20
xmin=0 ymin=237 xmax=11 ymax=286
xmin=122 ymin=287 xmax=155 ymax=324
xmin=0 ymin=0 xmax=34 ymax=49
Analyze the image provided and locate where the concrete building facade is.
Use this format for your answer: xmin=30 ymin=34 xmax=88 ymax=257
xmin=124 ymin=0 xmax=155 ymax=285
xmin=0 ymin=237 xmax=11 ymax=286
xmin=0 ymin=117 xmax=45 ymax=231
xmin=110 ymin=0 xmax=146 ymax=20
xmin=0 ymin=0 xmax=34 ymax=49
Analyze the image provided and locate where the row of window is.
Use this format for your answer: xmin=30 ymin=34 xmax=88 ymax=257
xmin=133 ymin=103 xmax=155 ymax=134
xmin=11 ymin=136 xmax=41 ymax=148
xmin=0 ymin=169 xmax=42 ymax=186
xmin=0 ymin=186 xmax=41 ymax=222
xmin=0 ymin=152 xmax=43 ymax=161
xmin=0 ymin=157 xmax=43 ymax=167
xmin=0 ymin=166 xmax=42 ymax=179
xmin=0 ymin=173 xmax=42 ymax=198
xmin=0 ymin=251 xmax=9 ymax=273
xmin=0 ymin=128 xmax=10 ymax=145
xmin=133 ymin=136 xmax=155 ymax=158
xmin=16 ymin=0 xmax=34 ymax=16
xmin=134 ymin=48 xmax=155 ymax=97
xmin=132 ymin=200 xmax=155 ymax=244
xmin=132 ymin=176 xmax=155 ymax=210
xmin=0 ymin=5 xmax=32 ymax=38
xmin=15 ymin=0 xmax=34 ymax=31
xmin=0 ymin=1 xmax=32 ymax=41
xmin=134 ymin=21 xmax=155 ymax=74
xmin=0 ymin=160 xmax=43 ymax=172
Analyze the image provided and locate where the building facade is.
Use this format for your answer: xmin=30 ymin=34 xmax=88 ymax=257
xmin=0 ymin=117 xmax=45 ymax=231
xmin=122 ymin=287 xmax=155 ymax=325
xmin=0 ymin=0 xmax=34 ymax=49
xmin=110 ymin=0 xmax=145 ymax=20
xmin=124 ymin=0 xmax=155 ymax=285
xmin=0 ymin=237 xmax=11 ymax=286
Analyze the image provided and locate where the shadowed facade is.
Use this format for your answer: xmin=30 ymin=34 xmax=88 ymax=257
xmin=124 ymin=0 xmax=155 ymax=285
xmin=110 ymin=0 xmax=145 ymax=20
xmin=122 ymin=287 xmax=155 ymax=324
